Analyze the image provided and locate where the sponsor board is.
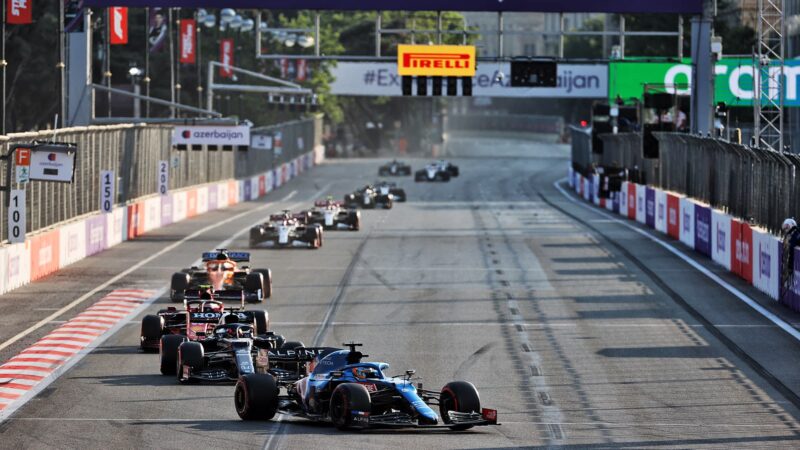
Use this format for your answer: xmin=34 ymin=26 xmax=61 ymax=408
xmin=331 ymin=62 xmax=607 ymax=98
xmin=30 ymin=230 xmax=60 ymax=281
xmin=59 ymin=220 xmax=87 ymax=268
xmin=645 ymin=187 xmax=655 ymax=228
xmin=207 ymin=185 xmax=218 ymax=211
xmin=610 ymin=58 xmax=800 ymax=107
xmin=4 ymin=242 xmax=30 ymax=292
xmin=85 ymin=215 xmax=107 ymax=257
xmin=711 ymin=210 xmax=732 ymax=271
xmin=666 ymin=194 xmax=680 ymax=239
xmin=635 ymin=184 xmax=646 ymax=224
xmin=172 ymin=191 xmax=187 ymax=223
xmin=679 ymin=197 xmax=695 ymax=249
xmin=655 ymin=190 xmax=667 ymax=234
xmin=619 ymin=182 xmax=628 ymax=216
xmin=752 ymin=229 xmax=780 ymax=299
xmin=694 ymin=205 xmax=712 ymax=257
xmin=397 ymin=44 xmax=476 ymax=77
xmin=161 ymin=194 xmax=174 ymax=226
xmin=731 ymin=219 xmax=753 ymax=283
xmin=144 ymin=197 xmax=161 ymax=232
xmin=627 ymin=183 xmax=637 ymax=219
xmin=172 ymin=125 xmax=250 ymax=147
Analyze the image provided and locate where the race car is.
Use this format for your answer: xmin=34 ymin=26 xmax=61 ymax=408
xmin=140 ymin=293 xmax=269 ymax=351
xmin=344 ymin=185 xmax=393 ymax=209
xmin=414 ymin=160 xmax=460 ymax=182
xmin=307 ymin=198 xmax=361 ymax=230
xmin=234 ymin=342 xmax=499 ymax=431
xmin=436 ymin=159 xmax=459 ymax=177
xmin=169 ymin=250 xmax=271 ymax=303
xmin=374 ymin=181 xmax=407 ymax=202
xmin=156 ymin=300 xmax=306 ymax=383
xmin=249 ymin=210 xmax=323 ymax=249
xmin=378 ymin=160 xmax=412 ymax=176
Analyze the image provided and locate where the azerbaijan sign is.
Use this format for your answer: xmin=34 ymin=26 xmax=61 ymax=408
xmin=610 ymin=59 xmax=800 ymax=107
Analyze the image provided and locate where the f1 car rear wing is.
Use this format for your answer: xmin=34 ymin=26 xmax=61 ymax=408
xmin=184 ymin=289 xmax=245 ymax=309
xmin=201 ymin=251 xmax=250 ymax=262
xmin=314 ymin=200 xmax=344 ymax=207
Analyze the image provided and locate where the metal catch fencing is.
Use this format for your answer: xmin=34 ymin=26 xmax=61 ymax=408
xmin=655 ymin=133 xmax=800 ymax=234
xmin=0 ymin=116 xmax=322 ymax=242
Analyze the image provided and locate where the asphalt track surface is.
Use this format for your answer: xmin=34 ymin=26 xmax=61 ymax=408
xmin=3 ymin=134 xmax=800 ymax=449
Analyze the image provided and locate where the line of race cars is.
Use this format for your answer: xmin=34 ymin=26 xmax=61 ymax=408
xmin=138 ymin=160 xmax=498 ymax=432
xmin=380 ymin=159 xmax=460 ymax=182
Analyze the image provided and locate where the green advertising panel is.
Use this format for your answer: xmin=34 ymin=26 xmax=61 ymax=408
xmin=609 ymin=58 xmax=797 ymax=107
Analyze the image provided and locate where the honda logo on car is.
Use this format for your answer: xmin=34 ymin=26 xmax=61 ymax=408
xmin=172 ymin=125 xmax=250 ymax=146
xmin=397 ymin=44 xmax=476 ymax=77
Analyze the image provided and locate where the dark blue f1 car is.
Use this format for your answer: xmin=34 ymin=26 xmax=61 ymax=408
xmin=234 ymin=342 xmax=499 ymax=430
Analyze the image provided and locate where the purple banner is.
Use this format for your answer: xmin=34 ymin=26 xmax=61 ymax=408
xmin=161 ymin=194 xmax=173 ymax=226
xmin=612 ymin=192 xmax=620 ymax=214
xmin=694 ymin=205 xmax=712 ymax=256
xmin=272 ymin=169 xmax=280 ymax=189
xmin=85 ymin=215 xmax=107 ymax=256
xmin=207 ymin=185 xmax=218 ymax=211
xmin=645 ymin=188 xmax=655 ymax=228
xmin=83 ymin=1 xmax=703 ymax=14
xmin=243 ymin=179 xmax=252 ymax=201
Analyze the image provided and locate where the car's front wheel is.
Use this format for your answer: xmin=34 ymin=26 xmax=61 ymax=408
xmin=235 ymin=373 xmax=279 ymax=420
xmin=330 ymin=383 xmax=372 ymax=430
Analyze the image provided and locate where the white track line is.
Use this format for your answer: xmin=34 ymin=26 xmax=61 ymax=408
xmin=553 ymin=179 xmax=800 ymax=343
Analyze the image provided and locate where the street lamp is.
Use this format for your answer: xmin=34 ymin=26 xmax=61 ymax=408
xmin=128 ymin=66 xmax=143 ymax=118
xmin=197 ymin=9 xmax=217 ymax=109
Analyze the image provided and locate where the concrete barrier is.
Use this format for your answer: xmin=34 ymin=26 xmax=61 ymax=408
xmin=0 ymin=150 xmax=319 ymax=297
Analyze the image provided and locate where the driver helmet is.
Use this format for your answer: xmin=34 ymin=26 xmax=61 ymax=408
xmin=783 ymin=218 xmax=797 ymax=234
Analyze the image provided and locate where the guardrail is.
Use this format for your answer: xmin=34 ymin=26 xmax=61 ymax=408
xmin=0 ymin=116 xmax=321 ymax=243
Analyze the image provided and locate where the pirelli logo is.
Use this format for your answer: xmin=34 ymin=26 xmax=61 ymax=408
xmin=397 ymin=44 xmax=476 ymax=77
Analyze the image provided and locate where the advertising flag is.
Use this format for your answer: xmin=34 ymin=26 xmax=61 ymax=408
xmin=109 ymin=7 xmax=128 ymax=45
xmin=220 ymin=38 xmax=234 ymax=78
xmin=179 ymin=19 xmax=196 ymax=64
xmin=7 ymin=0 xmax=32 ymax=25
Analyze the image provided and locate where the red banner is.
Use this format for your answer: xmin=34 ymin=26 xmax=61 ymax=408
xmin=179 ymin=19 xmax=196 ymax=63
xmin=7 ymin=0 xmax=32 ymax=24
xmin=296 ymin=59 xmax=307 ymax=81
xmin=219 ymin=38 xmax=234 ymax=78
xmin=109 ymin=7 xmax=128 ymax=44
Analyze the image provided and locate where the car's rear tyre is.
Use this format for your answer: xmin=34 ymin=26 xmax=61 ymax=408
xmin=439 ymin=381 xmax=481 ymax=430
xmin=141 ymin=314 xmax=164 ymax=342
xmin=235 ymin=373 xmax=279 ymax=420
xmin=384 ymin=198 xmax=393 ymax=209
xmin=330 ymin=383 xmax=371 ymax=430
xmin=251 ymin=309 xmax=269 ymax=335
xmin=316 ymin=227 xmax=324 ymax=248
xmin=450 ymin=167 xmax=459 ymax=177
xmin=244 ymin=273 xmax=265 ymax=303
xmin=170 ymin=273 xmax=190 ymax=302
xmin=252 ymin=269 xmax=272 ymax=299
xmin=160 ymin=334 xmax=185 ymax=375
xmin=349 ymin=211 xmax=360 ymax=231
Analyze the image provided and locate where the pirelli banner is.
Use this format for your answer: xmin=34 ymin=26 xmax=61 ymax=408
xmin=397 ymin=45 xmax=476 ymax=77
xmin=397 ymin=44 xmax=476 ymax=96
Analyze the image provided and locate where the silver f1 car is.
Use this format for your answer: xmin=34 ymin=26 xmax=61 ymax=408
xmin=249 ymin=211 xmax=323 ymax=249
xmin=374 ymin=181 xmax=406 ymax=202
xmin=307 ymin=198 xmax=361 ymax=230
